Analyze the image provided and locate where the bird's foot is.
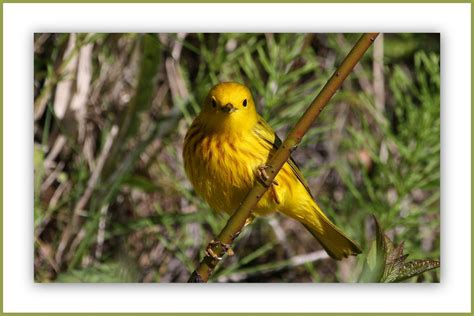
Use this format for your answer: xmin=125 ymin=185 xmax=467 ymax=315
xmin=256 ymin=165 xmax=279 ymax=187
xmin=244 ymin=215 xmax=255 ymax=227
xmin=271 ymin=185 xmax=281 ymax=204
xmin=205 ymin=240 xmax=234 ymax=261
xmin=256 ymin=165 xmax=281 ymax=204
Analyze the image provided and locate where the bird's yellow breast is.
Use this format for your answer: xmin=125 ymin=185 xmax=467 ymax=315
xmin=184 ymin=127 xmax=262 ymax=214
xmin=183 ymin=118 xmax=300 ymax=216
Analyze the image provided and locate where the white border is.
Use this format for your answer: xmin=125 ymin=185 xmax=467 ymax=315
xmin=4 ymin=3 xmax=471 ymax=313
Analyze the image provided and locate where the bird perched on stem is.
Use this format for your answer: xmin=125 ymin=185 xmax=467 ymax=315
xmin=183 ymin=82 xmax=361 ymax=260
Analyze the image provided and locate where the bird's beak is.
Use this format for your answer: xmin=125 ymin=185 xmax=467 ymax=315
xmin=220 ymin=103 xmax=236 ymax=113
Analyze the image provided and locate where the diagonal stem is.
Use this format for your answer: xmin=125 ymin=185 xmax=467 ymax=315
xmin=188 ymin=33 xmax=380 ymax=283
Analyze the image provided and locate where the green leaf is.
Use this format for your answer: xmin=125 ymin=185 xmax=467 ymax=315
xmin=389 ymin=259 xmax=440 ymax=283
xmin=359 ymin=215 xmax=440 ymax=283
xmin=379 ymin=234 xmax=440 ymax=283
xmin=358 ymin=216 xmax=386 ymax=282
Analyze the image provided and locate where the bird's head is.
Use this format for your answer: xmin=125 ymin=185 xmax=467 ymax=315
xmin=200 ymin=82 xmax=258 ymax=133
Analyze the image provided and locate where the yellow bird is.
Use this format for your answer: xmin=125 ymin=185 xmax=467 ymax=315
xmin=183 ymin=82 xmax=361 ymax=259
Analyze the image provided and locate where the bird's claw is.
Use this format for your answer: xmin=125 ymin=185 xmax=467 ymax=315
xmin=244 ymin=216 xmax=255 ymax=227
xmin=256 ymin=165 xmax=279 ymax=187
xmin=205 ymin=240 xmax=234 ymax=261
xmin=256 ymin=165 xmax=281 ymax=204
xmin=271 ymin=185 xmax=281 ymax=204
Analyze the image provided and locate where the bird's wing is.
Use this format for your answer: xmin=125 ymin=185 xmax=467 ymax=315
xmin=253 ymin=116 xmax=314 ymax=198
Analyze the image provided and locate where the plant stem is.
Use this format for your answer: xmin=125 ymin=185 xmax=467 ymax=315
xmin=188 ymin=33 xmax=380 ymax=283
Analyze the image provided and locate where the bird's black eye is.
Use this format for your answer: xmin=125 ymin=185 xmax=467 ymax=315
xmin=211 ymin=97 xmax=217 ymax=108
xmin=243 ymin=99 xmax=248 ymax=107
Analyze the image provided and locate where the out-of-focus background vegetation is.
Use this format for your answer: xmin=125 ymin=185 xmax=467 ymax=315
xmin=34 ymin=33 xmax=440 ymax=283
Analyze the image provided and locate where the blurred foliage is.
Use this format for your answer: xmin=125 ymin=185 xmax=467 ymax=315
xmin=34 ymin=33 xmax=440 ymax=283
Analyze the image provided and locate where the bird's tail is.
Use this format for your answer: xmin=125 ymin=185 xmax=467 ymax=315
xmin=294 ymin=202 xmax=362 ymax=260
